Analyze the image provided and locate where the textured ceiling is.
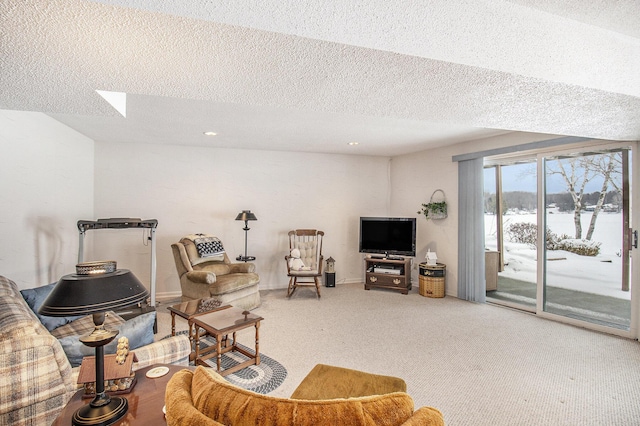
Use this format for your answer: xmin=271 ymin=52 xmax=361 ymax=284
xmin=1 ymin=0 xmax=639 ymax=156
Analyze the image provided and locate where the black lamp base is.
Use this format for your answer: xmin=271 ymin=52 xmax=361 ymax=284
xmin=72 ymin=396 xmax=128 ymax=426
xmin=236 ymin=255 xmax=256 ymax=262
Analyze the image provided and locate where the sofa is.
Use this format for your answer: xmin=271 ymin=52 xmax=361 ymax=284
xmin=0 ymin=275 xmax=191 ymax=426
xmin=165 ymin=364 xmax=445 ymax=425
xmin=171 ymin=237 xmax=261 ymax=310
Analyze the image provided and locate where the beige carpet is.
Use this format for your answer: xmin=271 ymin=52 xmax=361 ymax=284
xmin=155 ymin=283 xmax=640 ymax=426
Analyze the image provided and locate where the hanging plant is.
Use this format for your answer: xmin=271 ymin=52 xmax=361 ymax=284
xmin=418 ymin=189 xmax=448 ymax=220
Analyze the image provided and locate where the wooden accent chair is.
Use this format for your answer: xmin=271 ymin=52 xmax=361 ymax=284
xmin=285 ymin=229 xmax=324 ymax=298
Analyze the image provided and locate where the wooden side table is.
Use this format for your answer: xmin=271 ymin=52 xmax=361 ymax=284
xmin=191 ymin=305 xmax=263 ymax=377
xmin=52 ymin=364 xmax=189 ymax=426
xmin=167 ymin=298 xmax=222 ymax=360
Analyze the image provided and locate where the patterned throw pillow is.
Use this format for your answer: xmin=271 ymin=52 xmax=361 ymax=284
xmin=199 ymin=240 xmax=223 ymax=255
xmin=195 ymin=237 xmax=225 ymax=258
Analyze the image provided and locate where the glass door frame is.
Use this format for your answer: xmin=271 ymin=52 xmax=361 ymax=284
xmin=484 ymin=140 xmax=638 ymax=338
xmin=534 ymin=141 xmax=639 ymax=338
xmin=484 ymin=157 xmax=539 ymax=313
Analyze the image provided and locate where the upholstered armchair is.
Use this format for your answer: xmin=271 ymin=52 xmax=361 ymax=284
xmin=165 ymin=364 xmax=445 ymax=425
xmin=171 ymin=236 xmax=260 ymax=310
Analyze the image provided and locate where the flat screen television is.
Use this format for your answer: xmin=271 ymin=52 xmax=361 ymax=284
xmin=359 ymin=217 xmax=416 ymax=257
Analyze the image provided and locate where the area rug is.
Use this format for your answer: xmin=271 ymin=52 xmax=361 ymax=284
xmin=166 ymin=331 xmax=287 ymax=394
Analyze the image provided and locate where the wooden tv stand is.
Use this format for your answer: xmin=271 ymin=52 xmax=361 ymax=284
xmin=364 ymin=257 xmax=412 ymax=295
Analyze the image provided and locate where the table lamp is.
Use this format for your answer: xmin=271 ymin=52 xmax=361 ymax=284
xmin=39 ymin=261 xmax=149 ymax=426
xmin=235 ymin=209 xmax=257 ymax=262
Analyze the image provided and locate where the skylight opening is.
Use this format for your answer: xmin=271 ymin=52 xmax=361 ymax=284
xmin=96 ymin=90 xmax=127 ymax=117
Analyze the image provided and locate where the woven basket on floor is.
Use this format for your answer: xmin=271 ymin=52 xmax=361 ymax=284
xmin=419 ymin=274 xmax=445 ymax=298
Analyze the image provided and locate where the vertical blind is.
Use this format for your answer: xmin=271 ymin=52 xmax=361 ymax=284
xmin=453 ymin=136 xmax=590 ymax=302
xmin=457 ymin=158 xmax=486 ymax=302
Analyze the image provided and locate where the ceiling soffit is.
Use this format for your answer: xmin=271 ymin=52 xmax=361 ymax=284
xmin=1 ymin=0 xmax=639 ymax=155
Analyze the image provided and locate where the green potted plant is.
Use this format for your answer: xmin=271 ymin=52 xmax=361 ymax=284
xmin=418 ymin=190 xmax=448 ymax=220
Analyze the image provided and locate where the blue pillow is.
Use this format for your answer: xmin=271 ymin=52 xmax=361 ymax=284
xmin=20 ymin=283 xmax=82 ymax=331
xmin=59 ymin=311 xmax=156 ymax=367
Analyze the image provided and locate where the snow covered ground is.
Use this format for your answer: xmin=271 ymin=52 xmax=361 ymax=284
xmin=485 ymin=211 xmax=630 ymax=300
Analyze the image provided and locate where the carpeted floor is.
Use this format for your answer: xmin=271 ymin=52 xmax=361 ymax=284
xmin=156 ymin=283 xmax=640 ymax=426
xmin=161 ymin=330 xmax=287 ymax=394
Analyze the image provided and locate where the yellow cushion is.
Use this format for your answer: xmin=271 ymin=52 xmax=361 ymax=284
xmin=195 ymin=262 xmax=231 ymax=277
xmin=190 ymin=366 xmax=415 ymax=426
xmin=291 ymin=364 xmax=407 ymax=400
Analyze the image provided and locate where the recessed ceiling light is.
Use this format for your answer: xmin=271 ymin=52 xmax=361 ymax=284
xmin=203 ymin=131 xmax=217 ymax=136
xmin=348 ymin=142 xmax=359 ymax=146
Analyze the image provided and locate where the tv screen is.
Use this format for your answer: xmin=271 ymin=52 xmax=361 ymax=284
xmin=359 ymin=217 xmax=416 ymax=257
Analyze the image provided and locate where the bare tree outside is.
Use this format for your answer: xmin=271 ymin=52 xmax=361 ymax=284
xmin=585 ymin=153 xmax=622 ymax=240
xmin=546 ymin=152 xmax=622 ymax=240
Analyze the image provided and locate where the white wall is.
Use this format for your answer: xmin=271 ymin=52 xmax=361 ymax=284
xmin=0 ymin=108 xmax=574 ymax=301
xmin=87 ymin=142 xmax=391 ymax=297
xmin=390 ymin=132 xmax=561 ymax=297
xmin=0 ymin=110 xmax=94 ymax=289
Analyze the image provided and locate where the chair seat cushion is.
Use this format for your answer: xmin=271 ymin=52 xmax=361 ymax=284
xmin=288 ymin=269 xmax=319 ymax=277
xmin=209 ymin=273 xmax=259 ymax=295
xmin=196 ymin=262 xmax=231 ymax=276
xmin=290 ymin=364 xmax=407 ymax=400
xmin=189 ymin=366 xmax=415 ymax=426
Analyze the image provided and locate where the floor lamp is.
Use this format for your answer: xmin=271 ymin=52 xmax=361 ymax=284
xmin=235 ymin=210 xmax=257 ymax=262
xmin=39 ymin=261 xmax=149 ymax=426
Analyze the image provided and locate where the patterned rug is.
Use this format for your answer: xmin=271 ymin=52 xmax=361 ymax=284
xmin=167 ymin=331 xmax=287 ymax=394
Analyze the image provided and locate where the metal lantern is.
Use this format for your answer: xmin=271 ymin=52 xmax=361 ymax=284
xmin=326 ymin=257 xmax=335 ymax=273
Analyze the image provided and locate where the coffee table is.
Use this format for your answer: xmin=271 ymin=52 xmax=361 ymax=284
xmin=167 ymin=298 xmax=222 ymax=357
xmin=191 ymin=305 xmax=263 ymax=377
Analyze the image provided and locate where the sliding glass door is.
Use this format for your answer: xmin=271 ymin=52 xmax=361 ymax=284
xmin=542 ymin=149 xmax=631 ymax=330
xmin=485 ymin=143 xmax=636 ymax=335
xmin=484 ymin=160 xmax=538 ymax=311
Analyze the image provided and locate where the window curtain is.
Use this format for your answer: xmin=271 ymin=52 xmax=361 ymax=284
xmin=457 ymin=158 xmax=486 ymax=302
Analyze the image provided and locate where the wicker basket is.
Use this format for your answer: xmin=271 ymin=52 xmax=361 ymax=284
xmin=419 ymin=276 xmax=445 ymax=298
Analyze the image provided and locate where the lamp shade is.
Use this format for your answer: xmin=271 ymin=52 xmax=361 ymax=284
xmin=235 ymin=210 xmax=257 ymax=221
xmin=39 ymin=268 xmax=149 ymax=317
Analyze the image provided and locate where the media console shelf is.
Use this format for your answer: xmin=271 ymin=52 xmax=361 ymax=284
xmin=364 ymin=257 xmax=412 ymax=295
